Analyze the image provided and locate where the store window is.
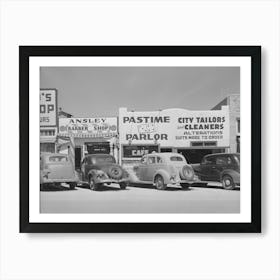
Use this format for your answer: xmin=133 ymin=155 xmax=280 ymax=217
xmin=40 ymin=129 xmax=56 ymax=136
xmin=40 ymin=143 xmax=55 ymax=153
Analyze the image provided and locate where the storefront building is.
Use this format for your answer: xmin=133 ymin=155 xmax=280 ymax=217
xmin=212 ymin=94 xmax=240 ymax=153
xmin=119 ymin=106 xmax=230 ymax=165
xmin=58 ymin=117 xmax=119 ymax=168
xmin=40 ymin=89 xmax=58 ymax=153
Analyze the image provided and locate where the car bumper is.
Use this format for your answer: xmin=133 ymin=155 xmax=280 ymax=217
xmin=96 ymin=178 xmax=129 ymax=184
xmin=167 ymin=179 xmax=198 ymax=187
xmin=41 ymin=178 xmax=78 ymax=184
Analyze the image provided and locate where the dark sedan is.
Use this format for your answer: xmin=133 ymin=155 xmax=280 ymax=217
xmin=79 ymin=154 xmax=129 ymax=191
xmin=192 ymin=153 xmax=240 ymax=190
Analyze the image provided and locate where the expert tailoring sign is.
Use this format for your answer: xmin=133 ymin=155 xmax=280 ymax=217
xmin=40 ymin=89 xmax=58 ymax=127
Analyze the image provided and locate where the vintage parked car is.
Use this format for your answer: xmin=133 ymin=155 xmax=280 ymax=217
xmin=40 ymin=153 xmax=78 ymax=189
xmin=132 ymin=152 xmax=196 ymax=190
xmin=192 ymin=153 xmax=240 ymax=190
xmin=79 ymin=154 xmax=129 ymax=191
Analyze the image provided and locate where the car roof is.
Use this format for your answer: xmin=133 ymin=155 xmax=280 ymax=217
xmin=205 ymin=153 xmax=240 ymax=158
xmin=144 ymin=152 xmax=185 ymax=158
xmin=85 ymin=153 xmax=113 ymax=158
xmin=41 ymin=152 xmax=68 ymax=157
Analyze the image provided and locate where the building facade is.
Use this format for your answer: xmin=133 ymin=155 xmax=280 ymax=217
xmin=118 ymin=106 xmax=230 ymax=165
xmin=212 ymin=94 xmax=240 ymax=153
xmin=57 ymin=117 xmax=119 ymax=168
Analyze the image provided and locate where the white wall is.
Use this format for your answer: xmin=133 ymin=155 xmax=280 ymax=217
xmin=0 ymin=0 xmax=279 ymax=280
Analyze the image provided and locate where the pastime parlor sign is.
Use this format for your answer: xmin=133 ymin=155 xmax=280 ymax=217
xmin=119 ymin=107 xmax=230 ymax=148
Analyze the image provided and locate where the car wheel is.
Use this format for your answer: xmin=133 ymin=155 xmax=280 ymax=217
xmin=69 ymin=183 xmax=76 ymax=190
xmin=89 ymin=176 xmax=99 ymax=191
xmin=154 ymin=175 xmax=167 ymax=190
xmin=180 ymin=165 xmax=194 ymax=181
xmin=109 ymin=166 xmax=123 ymax=180
xmin=222 ymin=175 xmax=235 ymax=190
xmin=119 ymin=182 xmax=127 ymax=190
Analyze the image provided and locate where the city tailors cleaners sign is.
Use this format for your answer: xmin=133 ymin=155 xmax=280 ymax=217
xmin=59 ymin=118 xmax=118 ymax=138
xmin=119 ymin=107 xmax=230 ymax=147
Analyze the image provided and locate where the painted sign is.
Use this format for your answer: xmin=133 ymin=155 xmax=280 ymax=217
xmin=119 ymin=107 xmax=230 ymax=148
xmin=123 ymin=144 xmax=159 ymax=158
xmin=59 ymin=118 xmax=118 ymax=138
xmin=40 ymin=89 xmax=57 ymax=127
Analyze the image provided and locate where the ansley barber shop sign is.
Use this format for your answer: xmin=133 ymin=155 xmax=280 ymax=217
xmin=119 ymin=107 xmax=230 ymax=147
xmin=59 ymin=117 xmax=118 ymax=138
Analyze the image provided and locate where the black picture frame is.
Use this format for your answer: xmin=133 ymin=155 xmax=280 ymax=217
xmin=20 ymin=46 xmax=261 ymax=233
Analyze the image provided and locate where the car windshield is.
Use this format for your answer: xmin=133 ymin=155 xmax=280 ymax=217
xmin=170 ymin=156 xmax=184 ymax=162
xmin=90 ymin=155 xmax=116 ymax=164
xmin=48 ymin=155 xmax=68 ymax=162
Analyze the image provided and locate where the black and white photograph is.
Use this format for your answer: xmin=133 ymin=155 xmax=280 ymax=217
xmin=40 ymin=66 xmax=241 ymax=214
xmin=20 ymin=46 xmax=261 ymax=233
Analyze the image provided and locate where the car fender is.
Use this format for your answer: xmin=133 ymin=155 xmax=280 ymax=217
xmin=221 ymin=169 xmax=240 ymax=184
xmin=153 ymin=169 xmax=171 ymax=184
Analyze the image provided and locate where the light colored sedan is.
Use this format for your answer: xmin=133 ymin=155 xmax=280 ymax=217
xmin=40 ymin=153 xmax=78 ymax=190
xmin=133 ymin=152 xmax=197 ymax=190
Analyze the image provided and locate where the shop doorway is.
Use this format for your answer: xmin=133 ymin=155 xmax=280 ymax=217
xmin=75 ymin=147 xmax=82 ymax=169
xmin=86 ymin=142 xmax=110 ymax=154
xmin=177 ymin=149 xmax=225 ymax=164
xmin=160 ymin=148 xmax=172 ymax=153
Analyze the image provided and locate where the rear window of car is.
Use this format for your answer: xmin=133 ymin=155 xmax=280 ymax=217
xmin=48 ymin=156 xmax=68 ymax=162
xmin=170 ymin=156 xmax=184 ymax=162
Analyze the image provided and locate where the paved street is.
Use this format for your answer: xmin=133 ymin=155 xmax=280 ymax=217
xmin=40 ymin=183 xmax=240 ymax=213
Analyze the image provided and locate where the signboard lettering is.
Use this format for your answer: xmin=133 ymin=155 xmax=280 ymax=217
xmin=40 ymin=89 xmax=57 ymax=127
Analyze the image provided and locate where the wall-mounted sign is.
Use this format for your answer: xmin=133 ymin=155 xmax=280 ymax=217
xmin=119 ymin=107 xmax=230 ymax=148
xmin=59 ymin=117 xmax=118 ymax=139
xmin=122 ymin=144 xmax=159 ymax=158
xmin=40 ymin=89 xmax=58 ymax=127
xmin=86 ymin=142 xmax=110 ymax=154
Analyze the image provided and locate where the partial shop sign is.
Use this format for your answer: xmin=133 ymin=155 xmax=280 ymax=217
xmin=119 ymin=107 xmax=230 ymax=148
xmin=59 ymin=117 xmax=118 ymax=139
xmin=40 ymin=89 xmax=58 ymax=127
xmin=122 ymin=144 xmax=159 ymax=158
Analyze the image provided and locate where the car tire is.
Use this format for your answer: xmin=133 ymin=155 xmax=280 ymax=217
xmin=69 ymin=183 xmax=76 ymax=190
xmin=180 ymin=165 xmax=194 ymax=181
xmin=89 ymin=176 xmax=100 ymax=191
xmin=222 ymin=175 xmax=235 ymax=190
xmin=119 ymin=182 xmax=127 ymax=190
xmin=109 ymin=166 xmax=123 ymax=180
xmin=154 ymin=175 xmax=167 ymax=190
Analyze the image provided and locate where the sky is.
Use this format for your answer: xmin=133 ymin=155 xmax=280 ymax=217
xmin=40 ymin=67 xmax=240 ymax=117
